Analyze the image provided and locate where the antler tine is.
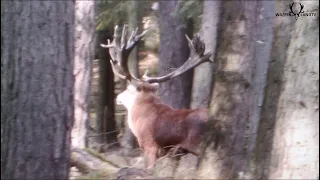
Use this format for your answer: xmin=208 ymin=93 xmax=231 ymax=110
xmin=191 ymin=34 xmax=205 ymax=57
xmin=185 ymin=34 xmax=195 ymax=50
xmin=142 ymin=35 xmax=212 ymax=84
xmin=133 ymin=27 xmax=138 ymax=37
xmin=114 ymin=25 xmax=121 ymax=49
xmin=99 ymin=25 xmax=130 ymax=80
xmin=121 ymin=25 xmax=128 ymax=50
xmin=110 ymin=60 xmax=127 ymax=80
xmin=100 ymin=25 xmax=148 ymax=82
xmin=127 ymin=29 xmax=148 ymax=52
xmin=128 ymin=30 xmax=135 ymax=45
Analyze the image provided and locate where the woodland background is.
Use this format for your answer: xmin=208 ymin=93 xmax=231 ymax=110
xmin=1 ymin=0 xmax=319 ymax=179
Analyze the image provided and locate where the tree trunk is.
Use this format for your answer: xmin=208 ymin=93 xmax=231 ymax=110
xmin=246 ymin=0 xmax=275 ymax=175
xmin=154 ymin=1 xmax=197 ymax=177
xmin=158 ymin=0 xmax=193 ymax=109
xmin=198 ymin=1 xmax=274 ymax=179
xmin=96 ymin=30 xmax=117 ymax=143
xmin=121 ymin=0 xmax=143 ymax=150
xmin=72 ymin=0 xmax=95 ymax=149
xmin=127 ymin=0 xmax=142 ymax=78
xmin=1 ymin=1 xmax=74 ymax=179
xmin=191 ymin=0 xmax=221 ymax=109
xmin=252 ymin=0 xmax=295 ymax=179
xmin=266 ymin=1 xmax=319 ymax=179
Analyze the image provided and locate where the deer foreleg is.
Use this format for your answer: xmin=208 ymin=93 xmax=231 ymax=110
xmin=145 ymin=147 xmax=158 ymax=169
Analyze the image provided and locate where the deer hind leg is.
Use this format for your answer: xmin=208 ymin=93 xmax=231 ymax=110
xmin=180 ymin=141 xmax=201 ymax=156
xmin=169 ymin=145 xmax=184 ymax=177
xmin=180 ymin=131 xmax=202 ymax=156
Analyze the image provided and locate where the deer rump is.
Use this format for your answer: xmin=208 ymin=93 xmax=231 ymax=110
xmin=154 ymin=108 xmax=208 ymax=155
xmin=131 ymin=92 xmax=208 ymax=160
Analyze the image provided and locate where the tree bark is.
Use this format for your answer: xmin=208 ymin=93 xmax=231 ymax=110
xmin=158 ymin=0 xmax=193 ymax=109
xmin=191 ymin=0 xmax=221 ymax=109
xmin=121 ymin=0 xmax=143 ymax=150
xmin=96 ymin=30 xmax=117 ymax=143
xmin=198 ymin=1 xmax=274 ymax=179
xmin=1 ymin=1 xmax=74 ymax=179
xmin=252 ymin=0 xmax=295 ymax=179
xmin=246 ymin=0 xmax=275 ymax=175
xmin=72 ymin=0 xmax=95 ymax=149
xmin=127 ymin=0 xmax=142 ymax=78
xmin=266 ymin=1 xmax=319 ymax=179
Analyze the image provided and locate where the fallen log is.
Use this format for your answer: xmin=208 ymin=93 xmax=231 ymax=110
xmin=115 ymin=167 xmax=159 ymax=180
xmin=70 ymin=147 xmax=160 ymax=179
xmin=70 ymin=147 xmax=119 ymax=174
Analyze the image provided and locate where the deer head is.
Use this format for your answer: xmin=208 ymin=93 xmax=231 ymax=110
xmin=115 ymin=83 xmax=159 ymax=110
xmin=101 ymin=25 xmax=212 ymax=109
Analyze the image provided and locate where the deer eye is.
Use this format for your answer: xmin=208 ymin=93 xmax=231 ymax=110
xmin=136 ymin=86 xmax=142 ymax=92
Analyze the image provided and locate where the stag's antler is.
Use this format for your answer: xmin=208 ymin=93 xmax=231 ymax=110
xmin=141 ymin=34 xmax=212 ymax=84
xmin=100 ymin=25 xmax=147 ymax=81
xmin=103 ymin=25 xmax=212 ymax=85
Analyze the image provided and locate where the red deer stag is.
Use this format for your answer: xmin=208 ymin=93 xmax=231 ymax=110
xmin=101 ymin=25 xmax=213 ymax=169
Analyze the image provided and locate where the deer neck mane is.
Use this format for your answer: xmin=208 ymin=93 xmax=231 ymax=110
xmin=126 ymin=91 xmax=160 ymax=135
xmin=136 ymin=92 xmax=160 ymax=104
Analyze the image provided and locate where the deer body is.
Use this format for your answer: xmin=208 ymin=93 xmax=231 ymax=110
xmin=102 ymin=25 xmax=213 ymax=168
xmin=117 ymin=83 xmax=208 ymax=167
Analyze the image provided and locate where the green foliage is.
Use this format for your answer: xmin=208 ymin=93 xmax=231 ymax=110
xmin=96 ymin=0 xmax=203 ymax=32
xmin=96 ymin=0 xmax=128 ymax=30
xmin=174 ymin=0 xmax=204 ymax=32
xmin=96 ymin=0 xmax=154 ymax=31
xmin=176 ymin=0 xmax=204 ymax=19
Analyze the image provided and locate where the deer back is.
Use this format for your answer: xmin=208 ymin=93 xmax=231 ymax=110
xmin=130 ymin=88 xmax=209 ymax=149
